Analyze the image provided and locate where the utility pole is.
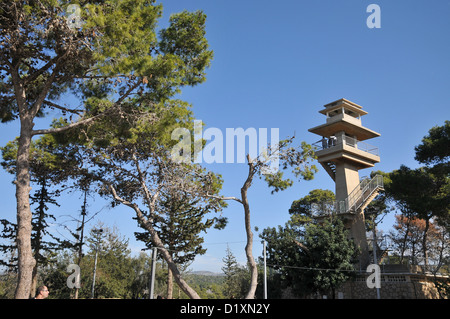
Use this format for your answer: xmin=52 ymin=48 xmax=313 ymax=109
xmin=74 ymin=189 xmax=87 ymax=299
xmin=149 ymin=247 xmax=157 ymax=299
xmin=91 ymin=228 xmax=103 ymax=299
xmin=263 ymin=241 xmax=267 ymax=299
xmin=372 ymin=216 xmax=381 ymax=300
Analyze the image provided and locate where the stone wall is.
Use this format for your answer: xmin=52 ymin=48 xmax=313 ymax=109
xmin=338 ymin=273 xmax=446 ymax=299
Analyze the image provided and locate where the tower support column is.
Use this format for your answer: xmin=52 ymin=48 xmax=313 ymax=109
xmin=334 ymin=162 xmax=360 ymax=202
xmin=345 ymin=212 xmax=370 ymax=269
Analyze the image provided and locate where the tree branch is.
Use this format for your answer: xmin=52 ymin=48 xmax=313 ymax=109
xmin=206 ymin=193 xmax=243 ymax=204
xmin=31 ymin=111 xmax=103 ymax=136
xmin=132 ymin=152 xmax=159 ymax=214
xmin=293 ymin=239 xmax=310 ymax=255
xmin=31 ymin=80 xmax=141 ymax=136
xmin=24 ymin=55 xmax=59 ymax=85
xmin=43 ymin=100 xmax=83 ymax=115
xmin=109 ymin=184 xmax=152 ymax=224
xmin=29 ymin=45 xmax=73 ymax=118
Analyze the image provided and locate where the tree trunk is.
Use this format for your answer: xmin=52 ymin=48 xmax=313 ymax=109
xmin=242 ymin=186 xmax=258 ymax=299
xmin=109 ymin=179 xmax=200 ymax=299
xmin=422 ymin=218 xmax=430 ymax=272
xmin=167 ymin=266 xmax=173 ymax=299
xmin=148 ymin=226 xmax=200 ymax=299
xmin=74 ymin=191 xmax=87 ymax=299
xmin=400 ymin=215 xmax=411 ymax=264
xmin=30 ymin=178 xmax=47 ymax=298
xmin=242 ymin=156 xmax=258 ymax=299
xmin=14 ymin=115 xmax=36 ymax=299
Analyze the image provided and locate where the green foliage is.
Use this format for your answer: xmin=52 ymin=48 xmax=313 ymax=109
xmin=414 ymin=120 xmax=450 ymax=166
xmin=301 ymin=219 xmax=356 ymax=296
xmin=75 ymin=226 xmax=135 ymax=299
xmin=184 ymin=274 xmax=225 ymax=299
xmin=381 ymin=121 xmax=450 ymax=271
xmin=0 ymin=134 xmax=80 ymax=181
xmin=260 ymin=217 xmax=356 ymax=298
xmin=262 ymin=139 xmax=318 ymax=194
xmin=38 ymin=251 xmax=74 ymax=299
xmin=413 ymin=121 xmax=450 ymax=230
xmin=387 ymin=165 xmax=448 ymax=226
xmin=83 ymin=0 xmax=163 ymax=76
xmin=0 ymin=0 xmax=214 ymax=122
xmin=0 ymin=135 xmax=79 ymax=270
xmin=159 ymin=10 xmax=214 ymax=87
xmin=0 ymin=272 xmax=16 ymax=299
xmin=288 ymin=189 xmax=335 ymax=225
xmin=134 ymin=185 xmax=227 ymax=276
xmin=221 ymin=246 xmax=241 ymax=298
xmin=32 ymin=224 xmax=230 ymax=299
xmin=259 ymin=224 xmax=304 ymax=295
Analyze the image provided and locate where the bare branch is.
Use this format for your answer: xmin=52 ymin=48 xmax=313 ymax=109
xmin=29 ymin=44 xmax=74 ymax=118
xmin=31 ymin=112 xmax=103 ymax=136
xmin=206 ymin=193 xmax=243 ymax=204
xmin=109 ymin=184 xmax=153 ymax=225
xmin=43 ymin=100 xmax=83 ymax=115
xmin=24 ymin=55 xmax=59 ymax=85
xmin=131 ymin=152 xmax=160 ymax=214
xmin=293 ymin=239 xmax=310 ymax=255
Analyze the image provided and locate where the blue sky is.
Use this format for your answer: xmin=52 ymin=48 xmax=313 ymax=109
xmin=1 ymin=0 xmax=449 ymax=273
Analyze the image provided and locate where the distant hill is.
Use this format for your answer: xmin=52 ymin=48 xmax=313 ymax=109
xmin=190 ymin=270 xmax=225 ymax=277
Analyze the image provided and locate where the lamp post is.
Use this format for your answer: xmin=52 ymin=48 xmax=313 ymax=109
xmin=262 ymin=240 xmax=267 ymax=299
xmin=91 ymin=228 xmax=103 ymax=299
xmin=142 ymin=246 xmax=158 ymax=299
xmin=149 ymin=247 xmax=157 ymax=299
xmin=371 ymin=216 xmax=381 ymax=300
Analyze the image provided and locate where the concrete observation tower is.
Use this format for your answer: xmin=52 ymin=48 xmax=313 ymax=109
xmin=308 ymin=98 xmax=384 ymax=267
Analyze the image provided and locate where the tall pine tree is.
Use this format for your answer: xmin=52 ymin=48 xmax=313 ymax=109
xmin=1 ymin=0 xmax=213 ymax=298
xmin=1 ymin=134 xmax=79 ymax=297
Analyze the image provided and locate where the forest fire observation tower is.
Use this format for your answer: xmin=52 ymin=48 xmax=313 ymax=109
xmin=309 ymin=98 xmax=383 ymax=267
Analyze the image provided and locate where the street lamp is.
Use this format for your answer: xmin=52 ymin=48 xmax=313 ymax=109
xmin=91 ymin=228 xmax=103 ymax=299
xmin=141 ymin=247 xmax=158 ymax=299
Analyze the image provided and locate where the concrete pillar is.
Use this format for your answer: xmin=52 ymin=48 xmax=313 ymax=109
xmin=334 ymin=162 xmax=360 ymax=202
xmin=334 ymin=161 xmax=369 ymax=267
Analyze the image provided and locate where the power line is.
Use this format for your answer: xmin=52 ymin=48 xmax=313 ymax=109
xmin=140 ymin=240 xmax=248 ymax=254
xmin=205 ymin=240 xmax=247 ymax=246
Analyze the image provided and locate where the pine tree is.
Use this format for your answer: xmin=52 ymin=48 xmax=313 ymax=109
xmin=300 ymin=219 xmax=356 ymax=298
xmin=1 ymin=0 xmax=212 ymax=298
xmin=221 ymin=245 xmax=241 ymax=298
xmin=261 ymin=191 xmax=356 ymax=298
xmin=1 ymin=135 xmax=78 ymax=297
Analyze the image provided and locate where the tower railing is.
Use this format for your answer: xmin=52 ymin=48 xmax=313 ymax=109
xmin=311 ymin=174 xmax=384 ymax=218
xmin=345 ymin=174 xmax=384 ymax=212
xmin=312 ymin=136 xmax=379 ymax=156
xmin=344 ymin=136 xmax=379 ymax=156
